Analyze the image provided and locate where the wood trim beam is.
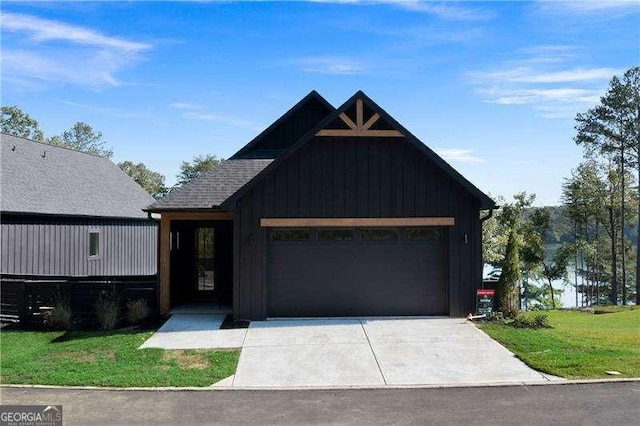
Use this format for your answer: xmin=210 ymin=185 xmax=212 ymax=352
xmin=161 ymin=211 xmax=234 ymax=221
xmin=159 ymin=214 xmax=171 ymax=314
xmin=363 ymin=112 xmax=380 ymax=130
xmin=339 ymin=113 xmax=357 ymax=130
xmin=316 ymin=129 xmax=404 ymax=137
xmin=260 ymin=217 xmax=455 ymax=227
xmin=316 ymin=98 xmax=404 ymax=137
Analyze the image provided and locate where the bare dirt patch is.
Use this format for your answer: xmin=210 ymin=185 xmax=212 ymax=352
xmin=50 ymin=350 xmax=116 ymax=363
xmin=163 ymin=350 xmax=210 ymax=370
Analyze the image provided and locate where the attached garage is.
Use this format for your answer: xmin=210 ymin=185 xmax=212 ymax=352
xmin=149 ymin=90 xmax=495 ymax=320
xmin=267 ymin=226 xmax=448 ymax=317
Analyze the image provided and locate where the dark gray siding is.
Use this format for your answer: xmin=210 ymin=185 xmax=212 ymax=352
xmin=1 ymin=215 xmax=157 ymax=276
xmin=234 ymin=136 xmax=482 ymax=320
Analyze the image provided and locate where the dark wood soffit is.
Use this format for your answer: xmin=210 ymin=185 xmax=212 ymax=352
xmin=316 ymin=98 xmax=404 ymax=138
xmin=260 ymin=217 xmax=455 ymax=227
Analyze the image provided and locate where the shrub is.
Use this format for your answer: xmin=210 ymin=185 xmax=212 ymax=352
xmin=511 ymin=316 xmax=532 ymax=328
xmin=531 ymin=313 xmax=550 ymax=328
xmin=126 ymin=298 xmax=149 ymax=324
xmin=510 ymin=313 xmax=550 ymax=329
xmin=95 ymin=290 xmax=120 ymax=330
xmin=44 ymin=296 xmax=71 ymax=330
xmin=487 ymin=311 xmax=505 ymax=323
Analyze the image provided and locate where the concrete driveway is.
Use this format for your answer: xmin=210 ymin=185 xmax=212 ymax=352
xmin=232 ymin=318 xmax=551 ymax=387
xmin=141 ymin=316 xmax=555 ymax=387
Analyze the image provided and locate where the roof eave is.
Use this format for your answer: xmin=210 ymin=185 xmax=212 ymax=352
xmin=0 ymin=210 xmax=152 ymax=220
xmin=143 ymin=206 xmax=231 ymax=213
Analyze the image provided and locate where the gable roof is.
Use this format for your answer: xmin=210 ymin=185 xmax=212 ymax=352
xmin=146 ymin=90 xmax=334 ymax=212
xmin=145 ymin=159 xmax=273 ymax=212
xmin=230 ymin=90 xmax=335 ymax=160
xmin=1 ymin=133 xmax=156 ymax=219
xmin=222 ymin=91 xmax=496 ymax=210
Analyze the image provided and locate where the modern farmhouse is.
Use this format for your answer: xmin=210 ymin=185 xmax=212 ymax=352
xmin=147 ymin=91 xmax=495 ymax=320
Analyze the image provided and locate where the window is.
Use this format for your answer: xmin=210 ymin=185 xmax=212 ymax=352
xmin=318 ymin=229 xmax=353 ymax=241
xmin=89 ymin=232 xmax=100 ymax=257
xmin=405 ymin=228 xmax=443 ymax=241
xmin=271 ymin=229 xmax=310 ymax=241
xmin=361 ymin=228 xmax=398 ymax=241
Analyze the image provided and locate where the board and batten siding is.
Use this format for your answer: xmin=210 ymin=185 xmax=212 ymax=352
xmin=1 ymin=215 xmax=157 ymax=276
xmin=233 ymin=135 xmax=483 ymax=320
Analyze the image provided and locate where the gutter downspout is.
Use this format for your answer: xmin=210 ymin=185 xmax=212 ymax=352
xmin=480 ymin=208 xmax=494 ymax=223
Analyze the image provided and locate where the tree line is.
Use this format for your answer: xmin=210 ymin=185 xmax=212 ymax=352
xmin=0 ymin=106 xmax=222 ymax=199
xmin=485 ymin=66 xmax=639 ymax=315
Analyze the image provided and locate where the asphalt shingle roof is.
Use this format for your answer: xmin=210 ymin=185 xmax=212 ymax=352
xmin=146 ymin=159 xmax=273 ymax=211
xmin=1 ymin=133 xmax=156 ymax=219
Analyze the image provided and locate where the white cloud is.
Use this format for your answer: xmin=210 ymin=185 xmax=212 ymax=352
xmin=490 ymin=88 xmax=601 ymax=105
xmin=435 ymin=148 xmax=483 ymax=164
xmin=169 ymin=103 xmax=258 ymax=129
xmin=169 ymin=102 xmax=201 ymax=110
xmin=538 ymin=0 xmax=639 ymax=14
xmin=478 ymin=67 xmax=620 ymax=84
xmin=291 ymin=56 xmax=367 ymax=75
xmin=311 ymin=0 xmax=493 ymax=21
xmin=2 ymin=12 xmax=149 ymax=51
xmin=466 ymin=46 xmax=618 ymax=118
xmin=1 ymin=12 xmax=150 ymax=89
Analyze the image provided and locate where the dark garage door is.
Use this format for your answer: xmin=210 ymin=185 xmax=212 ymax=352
xmin=267 ymin=227 xmax=448 ymax=317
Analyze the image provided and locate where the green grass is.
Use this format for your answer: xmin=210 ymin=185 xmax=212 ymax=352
xmin=479 ymin=308 xmax=640 ymax=379
xmin=0 ymin=329 xmax=240 ymax=387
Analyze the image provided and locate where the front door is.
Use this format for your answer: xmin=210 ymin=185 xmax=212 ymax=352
xmin=170 ymin=220 xmax=234 ymax=307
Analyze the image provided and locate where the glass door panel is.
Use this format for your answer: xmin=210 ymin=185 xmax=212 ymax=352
xmin=196 ymin=227 xmax=215 ymax=293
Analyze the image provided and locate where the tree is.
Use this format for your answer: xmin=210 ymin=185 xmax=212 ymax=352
xmin=525 ymin=208 xmax=570 ymax=309
xmin=492 ymin=193 xmax=534 ymax=316
xmin=47 ymin=122 xmax=113 ymax=158
xmin=575 ymin=67 xmax=640 ymax=305
xmin=176 ymin=154 xmax=222 ymax=186
xmin=497 ymin=228 xmax=520 ymax=317
xmin=562 ymin=159 xmax=608 ymax=307
xmin=482 ymin=194 xmax=506 ymax=267
xmin=1 ymin=105 xmax=44 ymax=141
xmin=562 ymin=156 xmax=637 ymax=306
xmin=118 ymin=161 xmax=167 ymax=199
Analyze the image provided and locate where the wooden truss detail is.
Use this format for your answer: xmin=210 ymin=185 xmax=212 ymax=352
xmin=316 ymin=98 xmax=404 ymax=137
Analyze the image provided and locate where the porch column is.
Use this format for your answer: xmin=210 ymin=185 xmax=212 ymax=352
xmin=159 ymin=214 xmax=171 ymax=314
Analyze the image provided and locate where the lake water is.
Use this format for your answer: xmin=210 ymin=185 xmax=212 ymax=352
xmin=483 ymin=264 xmax=579 ymax=309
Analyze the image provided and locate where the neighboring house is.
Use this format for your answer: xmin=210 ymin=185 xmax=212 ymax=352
xmin=147 ymin=91 xmax=496 ymax=320
xmin=0 ymin=133 xmax=158 ymax=321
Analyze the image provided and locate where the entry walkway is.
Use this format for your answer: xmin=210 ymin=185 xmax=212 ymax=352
xmin=140 ymin=316 xmax=558 ymax=387
xmin=140 ymin=314 xmax=245 ymax=349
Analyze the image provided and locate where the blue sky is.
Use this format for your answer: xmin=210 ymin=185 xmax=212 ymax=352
xmin=2 ymin=1 xmax=638 ymax=205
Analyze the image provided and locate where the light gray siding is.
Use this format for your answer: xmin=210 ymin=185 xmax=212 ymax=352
xmin=1 ymin=215 xmax=157 ymax=276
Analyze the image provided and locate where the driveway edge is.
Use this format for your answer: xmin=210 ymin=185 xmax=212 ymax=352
xmin=2 ymin=377 xmax=639 ymax=392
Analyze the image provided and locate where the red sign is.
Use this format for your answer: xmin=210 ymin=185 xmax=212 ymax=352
xmin=477 ymin=289 xmax=495 ymax=296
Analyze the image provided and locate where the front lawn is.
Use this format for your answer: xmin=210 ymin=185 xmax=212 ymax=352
xmin=0 ymin=329 xmax=239 ymax=387
xmin=479 ymin=308 xmax=640 ymax=379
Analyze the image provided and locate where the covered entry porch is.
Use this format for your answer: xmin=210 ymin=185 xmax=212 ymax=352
xmin=159 ymin=211 xmax=234 ymax=314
